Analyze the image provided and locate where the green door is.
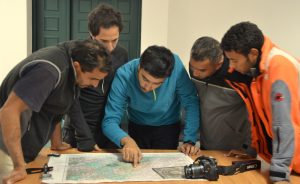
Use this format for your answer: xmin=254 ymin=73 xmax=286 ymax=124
xmin=32 ymin=0 xmax=71 ymax=50
xmin=33 ymin=0 xmax=141 ymax=60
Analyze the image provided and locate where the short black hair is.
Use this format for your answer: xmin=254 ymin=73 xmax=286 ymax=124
xmin=71 ymin=39 xmax=111 ymax=73
xmin=191 ymin=36 xmax=223 ymax=63
xmin=221 ymin=21 xmax=264 ymax=56
xmin=88 ymin=4 xmax=123 ymax=36
xmin=140 ymin=46 xmax=175 ymax=78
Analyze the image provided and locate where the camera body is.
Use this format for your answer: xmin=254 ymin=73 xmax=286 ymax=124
xmin=184 ymin=155 xmax=219 ymax=181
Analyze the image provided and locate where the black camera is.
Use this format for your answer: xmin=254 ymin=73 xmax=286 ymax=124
xmin=184 ymin=155 xmax=219 ymax=181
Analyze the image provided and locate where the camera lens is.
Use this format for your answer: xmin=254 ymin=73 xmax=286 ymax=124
xmin=184 ymin=165 xmax=193 ymax=178
xmin=184 ymin=164 xmax=204 ymax=179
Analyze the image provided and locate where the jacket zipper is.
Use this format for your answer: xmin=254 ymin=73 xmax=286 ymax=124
xmin=276 ymin=127 xmax=280 ymax=153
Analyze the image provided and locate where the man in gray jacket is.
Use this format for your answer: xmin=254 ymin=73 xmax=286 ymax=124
xmin=189 ymin=36 xmax=252 ymax=151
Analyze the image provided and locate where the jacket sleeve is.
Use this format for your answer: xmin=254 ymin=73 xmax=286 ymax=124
xmin=174 ymin=55 xmax=200 ymax=143
xmin=68 ymin=99 xmax=96 ymax=151
xmin=269 ymin=56 xmax=297 ymax=182
xmin=242 ymin=136 xmax=257 ymax=158
xmin=102 ymin=70 xmax=129 ymax=147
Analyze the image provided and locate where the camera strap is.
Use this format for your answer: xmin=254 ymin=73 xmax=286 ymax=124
xmin=217 ymin=159 xmax=261 ymax=175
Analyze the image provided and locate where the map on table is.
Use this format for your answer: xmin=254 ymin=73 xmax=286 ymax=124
xmin=42 ymin=152 xmax=194 ymax=183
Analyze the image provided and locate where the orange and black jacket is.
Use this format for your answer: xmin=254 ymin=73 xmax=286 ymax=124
xmin=227 ymin=36 xmax=300 ymax=182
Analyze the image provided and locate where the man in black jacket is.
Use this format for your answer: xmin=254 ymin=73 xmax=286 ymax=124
xmin=61 ymin=4 xmax=128 ymax=151
xmin=0 ymin=39 xmax=110 ymax=184
xmin=189 ymin=36 xmax=253 ymax=151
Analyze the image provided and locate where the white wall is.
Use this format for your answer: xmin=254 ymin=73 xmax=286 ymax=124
xmin=1 ymin=0 xmax=299 ymax=82
xmin=166 ymin=0 xmax=300 ymax=67
xmin=0 ymin=0 xmax=31 ymax=82
xmin=140 ymin=0 xmax=169 ymax=53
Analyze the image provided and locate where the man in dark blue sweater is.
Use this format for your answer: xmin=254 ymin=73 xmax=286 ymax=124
xmin=61 ymin=4 xmax=128 ymax=151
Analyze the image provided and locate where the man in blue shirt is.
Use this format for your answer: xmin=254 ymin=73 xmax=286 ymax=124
xmin=102 ymin=46 xmax=200 ymax=167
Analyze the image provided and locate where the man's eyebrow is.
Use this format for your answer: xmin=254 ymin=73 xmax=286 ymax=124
xmin=190 ymin=65 xmax=205 ymax=71
xmin=90 ymin=77 xmax=102 ymax=80
xmin=141 ymin=74 xmax=150 ymax=81
xmin=99 ymin=38 xmax=119 ymax=42
xmin=142 ymin=74 xmax=163 ymax=85
xmin=153 ymin=81 xmax=163 ymax=85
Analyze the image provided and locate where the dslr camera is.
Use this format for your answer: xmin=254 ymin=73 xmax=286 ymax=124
xmin=184 ymin=155 xmax=219 ymax=181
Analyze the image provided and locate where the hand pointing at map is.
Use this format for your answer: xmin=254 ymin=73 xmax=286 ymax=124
xmin=121 ymin=136 xmax=143 ymax=167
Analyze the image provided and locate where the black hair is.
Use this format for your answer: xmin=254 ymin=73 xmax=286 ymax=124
xmin=88 ymin=4 xmax=123 ymax=36
xmin=221 ymin=21 xmax=264 ymax=56
xmin=71 ymin=39 xmax=111 ymax=73
xmin=140 ymin=46 xmax=175 ymax=78
xmin=191 ymin=36 xmax=223 ymax=63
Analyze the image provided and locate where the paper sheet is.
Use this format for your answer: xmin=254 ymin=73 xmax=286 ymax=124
xmin=42 ymin=152 xmax=194 ymax=183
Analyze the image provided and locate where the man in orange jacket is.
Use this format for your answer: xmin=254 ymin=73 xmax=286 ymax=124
xmin=221 ymin=21 xmax=300 ymax=184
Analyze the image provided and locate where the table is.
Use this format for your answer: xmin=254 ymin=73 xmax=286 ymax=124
xmin=14 ymin=148 xmax=300 ymax=184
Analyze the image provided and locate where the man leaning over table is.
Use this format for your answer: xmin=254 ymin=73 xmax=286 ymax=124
xmin=102 ymin=45 xmax=200 ymax=167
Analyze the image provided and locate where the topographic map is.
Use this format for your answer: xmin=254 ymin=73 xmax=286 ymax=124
xmin=42 ymin=152 xmax=194 ymax=183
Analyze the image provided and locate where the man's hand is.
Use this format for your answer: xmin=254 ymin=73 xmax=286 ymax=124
xmin=51 ymin=142 xmax=71 ymax=151
xmin=120 ymin=136 xmax=142 ymax=167
xmin=178 ymin=143 xmax=200 ymax=156
xmin=273 ymin=181 xmax=290 ymax=184
xmin=2 ymin=166 xmax=27 ymax=184
xmin=50 ymin=122 xmax=71 ymax=151
xmin=94 ymin=144 xmax=101 ymax=151
xmin=225 ymin=149 xmax=255 ymax=159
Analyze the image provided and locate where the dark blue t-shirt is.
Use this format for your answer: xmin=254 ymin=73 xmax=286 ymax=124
xmin=13 ymin=62 xmax=59 ymax=112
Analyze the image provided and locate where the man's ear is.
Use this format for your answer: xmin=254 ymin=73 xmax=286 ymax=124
xmin=248 ymin=48 xmax=259 ymax=64
xmin=89 ymin=32 xmax=94 ymax=39
xmin=215 ymin=55 xmax=224 ymax=70
xmin=215 ymin=62 xmax=223 ymax=70
xmin=73 ymin=61 xmax=81 ymax=72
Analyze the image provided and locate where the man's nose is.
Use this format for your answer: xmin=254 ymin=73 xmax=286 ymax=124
xmin=144 ymin=83 xmax=153 ymax=91
xmin=193 ymin=70 xmax=201 ymax=77
xmin=92 ymin=80 xmax=99 ymax=88
xmin=229 ymin=61 xmax=235 ymax=69
xmin=105 ymin=42 xmax=114 ymax=52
